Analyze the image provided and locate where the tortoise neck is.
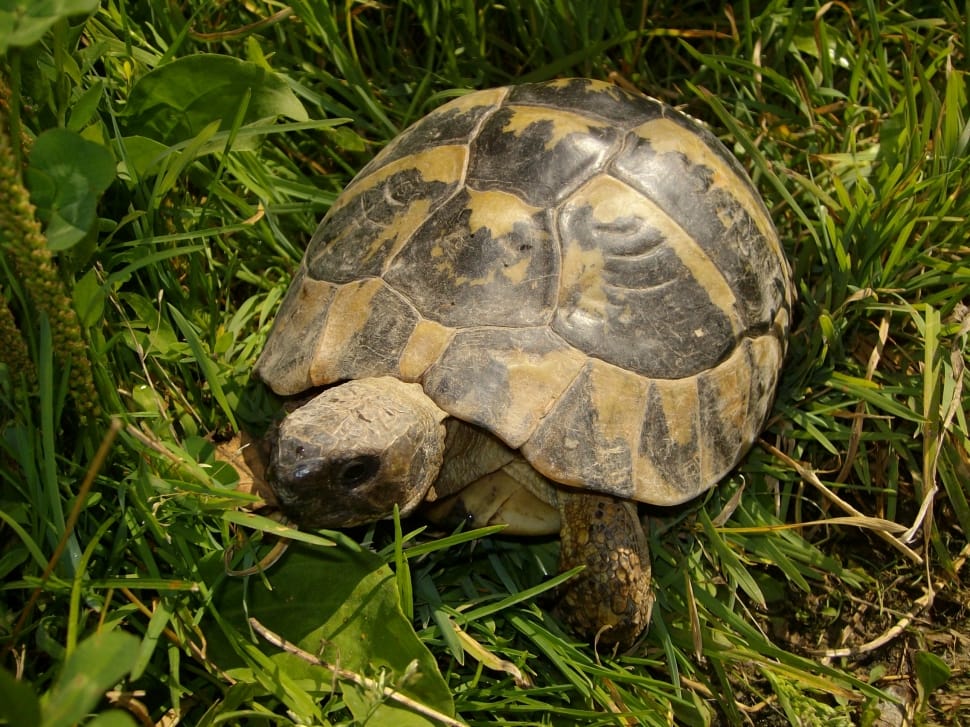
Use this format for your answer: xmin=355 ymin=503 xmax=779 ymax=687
xmin=431 ymin=419 xmax=519 ymax=497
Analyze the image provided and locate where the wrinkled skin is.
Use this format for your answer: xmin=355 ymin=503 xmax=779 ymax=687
xmin=268 ymin=377 xmax=447 ymax=527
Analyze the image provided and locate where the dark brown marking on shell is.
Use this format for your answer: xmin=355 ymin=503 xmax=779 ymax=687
xmin=325 ymin=281 xmax=421 ymax=381
xmin=383 ymin=189 xmax=558 ymax=328
xmin=554 ymin=186 xmax=735 ymax=378
xmin=694 ymin=335 xmax=782 ymax=485
xmin=638 ymin=381 xmax=702 ymax=500
xmin=507 ymin=78 xmax=662 ymax=127
xmin=611 ymin=123 xmax=788 ymax=334
xmin=697 ymin=380 xmax=748 ymax=482
xmin=355 ymin=89 xmax=505 ymax=177
xmin=466 ymin=105 xmax=621 ymax=207
xmin=422 ymin=326 xmax=586 ymax=448
xmin=522 ymin=362 xmax=637 ymax=497
xmin=306 ymin=167 xmax=459 ymax=284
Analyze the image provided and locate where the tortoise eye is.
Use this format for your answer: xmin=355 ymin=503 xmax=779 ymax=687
xmin=337 ymin=456 xmax=380 ymax=487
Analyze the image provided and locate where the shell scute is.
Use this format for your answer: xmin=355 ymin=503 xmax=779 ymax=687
xmin=507 ymin=78 xmax=662 ymax=127
xmin=637 ymin=378 xmax=703 ymax=504
xmin=695 ymin=333 xmax=784 ymax=484
xmin=612 ymin=120 xmax=789 ymax=333
xmin=467 ymin=104 xmax=620 ymax=207
xmin=307 ymin=147 xmax=465 ymax=284
xmin=423 ymin=327 xmax=587 ymax=448
xmin=256 ymin=269 xmax=337 ymax=395
xmin=383 ymin=189 xmax=558 ymax=327
xmin=309 ymin=278 xmax=420 ymax=384
xmin=522 ymin=360 xmax=647 ymax=497
xmin=354 ymin=88 xmax=505 ymax=177
xmin=554 ymin=173 xmax=738 ymax=379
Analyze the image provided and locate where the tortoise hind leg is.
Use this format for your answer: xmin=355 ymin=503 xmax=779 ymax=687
xmin=554 ymin=490 xmax=654 ymax=648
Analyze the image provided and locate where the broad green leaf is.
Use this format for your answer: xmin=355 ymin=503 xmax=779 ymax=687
xmin=0 ymin=668 xmax=41 ymax=727
xmin=116 ymin=135 xmax=168 ymax=183
xmin=85 ymin=711 xmax=138 ymax=727
xmin=0 ymin=0 xmax=99 ymax=53
xmin=118 ymin=121 xmax=350 ymax=183
xmin=72 ymin=268 xmax=105 ymax=328
xmin=41 ymin=630 xmax=140 ymax=727
xmin=25 ymin=129 xmax=116 ymax=251
xmin=327 ymin=125 xmax=367 ymax=152
xmin=124 ymin=54 xmax=308 ymax=144
xmin=67 ymin=79 xmax=104 ymax=132
xmin=119 ymin=293 xmax=180 ymax=357
xmin=914 ymin=650 xmax=951 ymax=694
xmin=220 ymin=638 xmax=329 ymax=723
xmin=210 ymin=544 xmax=455 ymax=726
xmin=183 ymin=435 xmax=241 ymax=489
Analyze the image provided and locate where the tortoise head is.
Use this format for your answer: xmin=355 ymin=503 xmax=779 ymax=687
xmin=267 ymin=377 xmax=448 ymax=529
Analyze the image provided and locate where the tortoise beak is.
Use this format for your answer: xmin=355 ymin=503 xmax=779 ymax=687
xmin=266 ymin=440 xmax=370 ymax=529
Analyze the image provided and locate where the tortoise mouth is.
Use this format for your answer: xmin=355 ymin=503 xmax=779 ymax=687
xmin=264 ymin=454 xmax=370 ymax=530
xmin=266 ymin=436 xmax=401 ymax=530
xmin=275 ymin=498 xmax=380 ymax=531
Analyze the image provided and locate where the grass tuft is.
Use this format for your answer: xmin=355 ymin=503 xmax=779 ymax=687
xmin=1 ymin=1 xmax=968 ymax=725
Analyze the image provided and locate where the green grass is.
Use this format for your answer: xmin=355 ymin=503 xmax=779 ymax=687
xmin=2 ymin=1 xmax=969 ymax=725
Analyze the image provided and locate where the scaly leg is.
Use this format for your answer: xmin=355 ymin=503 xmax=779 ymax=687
xmin=554 ymin=490 xmax=653 ymax=648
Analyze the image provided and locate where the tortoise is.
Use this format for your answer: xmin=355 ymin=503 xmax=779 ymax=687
xmin=255 ymin=78 xmax=793 ymax=646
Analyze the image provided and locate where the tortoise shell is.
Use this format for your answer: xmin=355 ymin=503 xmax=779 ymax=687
xmin=256 ymin=78 xmax=792 ymax=507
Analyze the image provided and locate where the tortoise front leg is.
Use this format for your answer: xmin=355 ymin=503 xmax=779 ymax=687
xmin=554 ymin=490 xmax=654 ymax=648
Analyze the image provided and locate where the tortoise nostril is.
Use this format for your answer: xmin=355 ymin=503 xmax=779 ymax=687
xmin=292 ymin=464 xmax=313 ymax=482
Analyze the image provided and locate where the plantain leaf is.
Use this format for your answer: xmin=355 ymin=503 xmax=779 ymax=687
xmin=41 ymin=631 xmax=140 ymax=727
xmin=0 ymin=668 xmax=41 ymax=727
xmin=124 ymin=54 xmax=308 ymax=144
xmin=25 ymin=128 xmax=116 ymax=251
xmin=210 ymin=543 xmax=455 ymax=725
xmin=0 ymin=0 xmax=99 ymax=53
xmin=914 ymin=650 xmax=951 ymax=694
